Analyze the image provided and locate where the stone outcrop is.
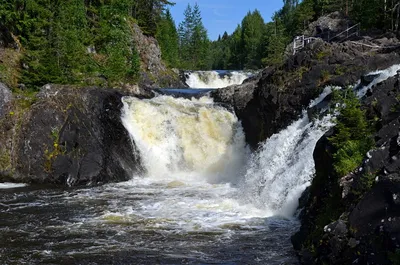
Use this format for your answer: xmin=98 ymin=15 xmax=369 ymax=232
xmin=304 ymin=11 xmax=353 ymax=39
xmin=292 ymin=75 xmax=400 ymax=264
xmin=0 ymin=85 xmax=146 ymax=186
xmin=132 ymin=24 xmax=186 ymax=88
xmin=213 ymin=37 xmax=400 ymax=149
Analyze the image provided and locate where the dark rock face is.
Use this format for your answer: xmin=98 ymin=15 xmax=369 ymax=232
xmin=213 ymin=38 xmax=400 ymax=149
xmin=213 ymin=35 xmax=400 ymax=263
xmin=293 ymin=75 xmax=400 ymax=264
xmin=1 ymin=85 xmax=143 ymax=186
xmin=0 ymin=82 xmax=11 ymax=117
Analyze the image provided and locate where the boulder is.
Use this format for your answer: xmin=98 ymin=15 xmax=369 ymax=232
xmin=304 ymin=12 xmax=353 ymax=39
xmin=0 ymin=85 xmax=143 ymax=186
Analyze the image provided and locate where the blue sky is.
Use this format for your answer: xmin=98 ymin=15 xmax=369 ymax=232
xmin=170 ymin=0 xmax=284 ymax=40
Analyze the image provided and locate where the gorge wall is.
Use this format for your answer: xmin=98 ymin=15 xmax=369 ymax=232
xmin=292 ymin=74 xmax=400 ymax=265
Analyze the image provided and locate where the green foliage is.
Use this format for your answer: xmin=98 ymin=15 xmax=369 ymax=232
xmin=262 ymin=17 xmax=289 ymax=66
xmin=389 ymin=250 xmax=400 ymax=265
xmin=0 ymin=151 xmax=11 ymax=171
xmin=0 ymin=0 xmax=175 ymax=89
xmin=178 ymin=3 xmax=210 ymax=70
xmin=156 ymin=9 xmax=179 ymax=66
xmin=132 ymin=0 xmax=174 ymax=36
xmin=335 ymin=65 xmax=345 ymax=75
xmin=329 ymin=88 xmax=374 ymax=177
xmin=316 ymin=50 xmax=331 ymax=61
xmin=320 ymin=69 xmax=331 ymax=83
xmin=241 ymin=10 xmax=266 ymax=69
xmin=95 ymin=2 xmax=139 ymax=83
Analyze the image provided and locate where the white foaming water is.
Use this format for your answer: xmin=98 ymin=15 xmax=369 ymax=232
xmin=118 ymin=91 xmax=336 ymax=232
xmin=117 ymin=95 xmax=268 ymax=231
xmin=356 ymin=64 xmax=400 ymax=97
xmin=241 ymin=113 xmax=335 ymax=218
xmin=184 ymin=70 xmax=254 ymax=88
xmin=0 ymin=183 xmax=27 ymax=189
xmin=121 ymin=95 xmax=247 ymax=183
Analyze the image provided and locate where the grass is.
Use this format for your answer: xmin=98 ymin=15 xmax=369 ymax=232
xmin=44 ymin=126 xmax=65 ymax=172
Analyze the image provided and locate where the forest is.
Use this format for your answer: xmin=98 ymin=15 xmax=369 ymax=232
xmin=0 ymin=0 xmax=173 ymax=89
xmin=208 ymin=0 xmax=400 ymax=70
xmin=1 ymin=0 xmax=400 ymax=89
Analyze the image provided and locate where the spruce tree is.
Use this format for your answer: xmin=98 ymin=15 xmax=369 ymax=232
xmin=241 ymin=10 xmax=265 ymax=69
xmin=178 ymin=3 xmax=210 ymax=70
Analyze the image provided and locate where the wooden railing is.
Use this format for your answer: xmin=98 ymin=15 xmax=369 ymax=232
xmin=328 ymin=23 xmax=360 ymax=42
xmin=292 ymin=23 xmax=361 ymax=55
xmin=293 ymin=35 xmax=318 ymax=55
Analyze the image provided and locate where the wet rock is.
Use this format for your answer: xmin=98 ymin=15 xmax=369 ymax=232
xmin=304 ymin=12 xmax=353 ymax=39
xmin=361 ymin=74 xmax=381 ymax=87
xmin=348 ymin=238 xmax=359 ymax=248
xmin=324 ymin=220 xmax=348 ymax=237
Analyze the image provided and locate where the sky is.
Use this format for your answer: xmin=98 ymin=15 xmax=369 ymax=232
xmin=170 ymin=0 xmax=284 ymax=41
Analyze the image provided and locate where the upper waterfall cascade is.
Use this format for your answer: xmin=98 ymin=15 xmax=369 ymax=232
xmin=183 ymin=70 xmax=254 ymax=88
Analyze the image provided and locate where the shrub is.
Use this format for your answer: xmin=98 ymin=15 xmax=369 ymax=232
xmin=329 ymin=88 xmax=374 ymax=177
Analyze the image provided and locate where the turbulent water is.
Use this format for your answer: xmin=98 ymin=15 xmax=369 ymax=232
xmin=2 ymin=65 xmax=399 ymax=264
xmin=184 ymin=70 xmax=254 ymax=88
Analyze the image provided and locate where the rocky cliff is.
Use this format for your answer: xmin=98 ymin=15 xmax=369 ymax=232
xmin=213 ymin=36 xmax=400 ymax=149
xmin=292 ymin=75 xmax=400 ymax=265
xmin=132 ymin=24 xmax=186 ymax=88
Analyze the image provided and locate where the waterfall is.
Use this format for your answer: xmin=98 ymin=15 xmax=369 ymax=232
xmin=120 ymin=64 xmax=400 ymax=221
xmin=240 ymin=112 xmax=335 ymax=218
xmin=121 ymin=92 xmax=335 ymax=219
xmin=356 ymin=64 xmax=400 ymax=97
xmin=184 ymin=70 xmax=254 ymax=88
xmin=121 ymin=95 xmax=248 ymax=184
